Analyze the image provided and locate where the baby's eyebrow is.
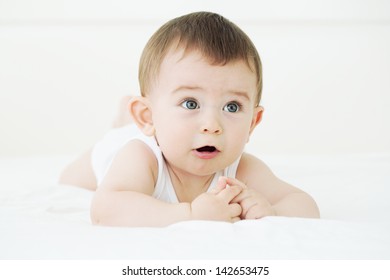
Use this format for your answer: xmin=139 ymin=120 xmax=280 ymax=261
xmin=172 ymin=86 xmax=251 ymax=101
xmin=172 ymin=85 xmax=202 ymax=94
xmin=227 ymin=90 xmax=251 ymax=101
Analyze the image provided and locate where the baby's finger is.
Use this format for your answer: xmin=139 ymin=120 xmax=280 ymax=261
xmin=217 ymin=185 xmax=242 ymax=203
xmin=229 ymin=202 xmax=242 ymax=218
xmin=230 ymin=189 xmax=250 ymax=204
xmin=244 ymin=201 xmax=275 ymax=220
xmin=225 ymin=177 xmax=247 ymax=189
xmin=231 ymin=216 xmax=241 ymax=223
xmin=245 ymin=206 xmax=264 ymax=220
xmin=239 ymin=198 xmax=257 ymax=217
xmin=210 ymin=176 xmax=228 ymax=194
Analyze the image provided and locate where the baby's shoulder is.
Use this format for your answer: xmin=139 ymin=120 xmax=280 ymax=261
xmin=115 ymin=139 xmax=158 ymax=179
xmin=99 ymin=139 xmax=158 ymax=193
xmin=237 ymin=153 xmax=271 ymax=174
xmin=120 ymin=138 xmax=158 ymax=168
xmin=236 ymin=153 xmax=275 ymax=185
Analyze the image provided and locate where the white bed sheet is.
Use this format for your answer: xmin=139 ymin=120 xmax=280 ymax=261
xmin=0 ymin=155 xmax=389 ymax=259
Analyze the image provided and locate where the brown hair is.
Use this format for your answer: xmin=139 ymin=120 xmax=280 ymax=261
xmin=139 ymin=11 xmax=263 ymax=105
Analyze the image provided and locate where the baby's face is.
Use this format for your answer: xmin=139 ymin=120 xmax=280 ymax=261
xmin=148 ymin=48 xmax=261 ymax=176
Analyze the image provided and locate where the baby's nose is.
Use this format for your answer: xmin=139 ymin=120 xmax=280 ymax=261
xmin=202 ymin=126 xmax=221 ymax=134
xmin=200 ymin=112 xmax=223 ymax=134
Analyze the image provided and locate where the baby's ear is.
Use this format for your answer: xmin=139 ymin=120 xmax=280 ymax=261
xmin=128 ymin=96 xmax=155 ymax=136
xmin=248 ymin=106 xmax=264 ymax=140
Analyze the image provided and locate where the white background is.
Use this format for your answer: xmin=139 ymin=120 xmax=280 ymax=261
xmin=1 ymin=0 xmax=389 ymax=157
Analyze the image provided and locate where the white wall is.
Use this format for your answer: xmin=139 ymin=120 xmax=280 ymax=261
xmin=1 ymin=0 xmax=390 ymax=156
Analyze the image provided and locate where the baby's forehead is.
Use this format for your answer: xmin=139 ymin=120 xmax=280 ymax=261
xmin=146 ymin=45 xmax=260 ymax=102
xmin=161 ymin=46 xmax=255 ymax=74
xmin=154 ymin=48 xmax=258 ymax=99
xmin=158 ymin=48 xmax=257 ymax=85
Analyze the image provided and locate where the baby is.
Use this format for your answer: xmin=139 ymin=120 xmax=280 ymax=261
xmin=60 ymin=11 xmax=320 ymax=226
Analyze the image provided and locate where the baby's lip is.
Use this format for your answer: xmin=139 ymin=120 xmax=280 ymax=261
xmin=193 ymin=145 xmax=220 ymax=159
xmin=195 ymin=145 xmax=220 ymax=153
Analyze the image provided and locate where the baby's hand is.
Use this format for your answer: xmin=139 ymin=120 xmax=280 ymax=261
xmin=190 ymin=178 xmax=242 ymax=222
xmin=222 ymin=177 xmax=276 ymax=220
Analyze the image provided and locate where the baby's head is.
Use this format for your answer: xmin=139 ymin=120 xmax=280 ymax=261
xmin=131 ymin=12 xmax=264 ymax=176
xmin=139 ymin=11 xmax=262 ymax=105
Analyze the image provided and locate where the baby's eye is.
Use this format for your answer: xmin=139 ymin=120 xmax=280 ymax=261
xmin=223 ymin=102 xmax=241 ymax=113
xmin=181 ymin=99 xmax=199 ymax=110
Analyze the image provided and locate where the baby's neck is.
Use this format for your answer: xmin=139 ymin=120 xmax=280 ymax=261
xmin=166 ymin=164 xmax=215 ymax=203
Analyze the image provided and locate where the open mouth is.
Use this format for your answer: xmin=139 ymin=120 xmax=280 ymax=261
xmin=196 ymin=146 xmax=217 ymax=153
xmin=193 ymin=146 xmax=219 ymax=159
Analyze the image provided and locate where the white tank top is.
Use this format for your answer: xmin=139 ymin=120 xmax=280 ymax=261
xmin=91 ymin=125 xmax=241 ymax=203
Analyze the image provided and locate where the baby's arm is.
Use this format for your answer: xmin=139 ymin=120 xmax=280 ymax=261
xmin=234 ymin=153 xmax=320 ymax=219
xmin=91 ymin=140 xmax=242 ymax=227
